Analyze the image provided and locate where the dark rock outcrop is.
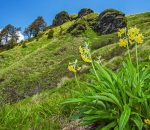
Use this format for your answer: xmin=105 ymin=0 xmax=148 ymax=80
xmin=52 ymin=11 xmax=70 ymax=26
xmin=67 ymin=20 xmax=87 ymax=36
xmin=78 ymin=8 xmax=94 ymax=18
xmin=94 ymin=9 xmax=127 ymax=34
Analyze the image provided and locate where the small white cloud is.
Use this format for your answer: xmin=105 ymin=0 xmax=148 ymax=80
xmin=17 ymin=31 xmax=24 ymax=43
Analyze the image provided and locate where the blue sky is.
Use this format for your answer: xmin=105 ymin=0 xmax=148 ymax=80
xmin=0 ymin=0 xmax=150 ymax=30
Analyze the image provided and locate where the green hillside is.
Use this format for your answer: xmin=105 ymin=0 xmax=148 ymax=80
xmin=0 ymin=12 xmax=150 ymax=130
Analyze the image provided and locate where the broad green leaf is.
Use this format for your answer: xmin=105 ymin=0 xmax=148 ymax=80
xmin=119 ymin=104 xmax=131 ymax=130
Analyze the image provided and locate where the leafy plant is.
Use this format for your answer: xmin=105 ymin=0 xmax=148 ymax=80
xmin=64 ymin=27 xmax=150 ymax=130
xmin=47 ymin=29 xmax=54 ymax=39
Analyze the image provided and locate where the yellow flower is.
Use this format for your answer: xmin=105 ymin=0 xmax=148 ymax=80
xmin=118 ymin=26 xmax=144 ymax=47
xmin=81 ymin=54 xmax=92 ymax=63
xmin=127 ymin=27 xmax=141 ymax=43
xmin=133 ymin=27 xmax=140 ymax=35
xmin=134 ymin=33 xmax=144 ymax=44
xmin=144 ymin=119 xmax=150 ymax=125
xmin=68 ymin=65 xmax=76 ymax=73
xmin=68 ymin=60 xmax=81 ymax=73
xmin=119 ymin=39 xmax=128 ymax=47
xmin=79 ymin=44 xmax=92 ymax=63
xmin=128 ymin=33 xmax=135 ymax=41
xmin=79 ymin=46 xmax=83 ymax=53
xmin=118 ymin=28 xmax=126 ymax=37
xmin=128 ymin=27 xmax=140 ymax=36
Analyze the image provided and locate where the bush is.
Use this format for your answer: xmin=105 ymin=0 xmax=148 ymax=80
xmin=47 ymin=29 xmax=54 ymax=39
xmin=43 ymin=26 xmax=52 ymax=32
xmin=22 ymin=41 xmax=27 ymax=48
xmin=36 ymin=32 xmax=44 ymax=41
xmin=27 ymin=37 xmax=34 ymax=42
xmin=59 ymin=26 xmax=64 ymax=36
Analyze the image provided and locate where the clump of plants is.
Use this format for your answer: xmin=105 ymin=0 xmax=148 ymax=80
xmin=47 ymin=29 xmax=54 ymax=39
xmin=21 ymin=41 xmax=27 ymax=48
xmin=64 ymin=27 xmax=150 ymax=130
xmin=36 ymin=32 xmax=44 ymax=41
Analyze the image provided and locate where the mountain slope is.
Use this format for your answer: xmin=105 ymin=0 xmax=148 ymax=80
xmin=0 ymin=12 xmax=150 ymax=130
xmin=0 ymin=12 xmax=150 ymax=105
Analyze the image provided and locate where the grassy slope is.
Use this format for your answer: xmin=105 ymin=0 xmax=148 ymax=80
xmin=0 ymin=12 xmax=150 ymax=129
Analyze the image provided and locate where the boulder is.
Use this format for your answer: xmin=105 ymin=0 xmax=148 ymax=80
xmin=94 ymin=9 xmax=127 ymax=34
xmin=78 ymin=8 xmax=94 ymax=18
xmin=52 ymin=11 xmax=70 ymax=26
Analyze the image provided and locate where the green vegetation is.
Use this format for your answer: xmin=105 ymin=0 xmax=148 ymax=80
xmin=0 ymin=79 xmax=79 ymax=130
xmin=64 ymin=27 xmax=150 ymax=129
xmin=0 ymin=11 xmax=150 ymax=130
xmin=47 ymin=29 xmax=54 ymax=39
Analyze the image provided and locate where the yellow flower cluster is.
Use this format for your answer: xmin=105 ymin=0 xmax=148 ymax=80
xmin=144 ymin=119 xmax=150 ymax=125
xmin=68 ymin=59 xmax=81 ymax=73
xmin=118 ymin=28 xmax=126 ymax=38
xmin=128 ymin=27 xmax=143 ymax=44
xmin=79 ymin=45 xmax=92 ymax=63
xmin=119 ymin=38 xmax=128 ymax=47
xmin=118 ymin=27 xmax=144 ymax=47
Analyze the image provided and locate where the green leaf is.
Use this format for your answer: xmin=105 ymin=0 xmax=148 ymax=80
xmin=62 ymin=98 xmax=86 ymax=104
xmin=100 ymin=121 xmax=117 ymax=130
xmin=131 ymin=113 xmax=143 ymax=130
xmin=94 ymin=62 xmax=113 ymax=85
xmin=101 ymin=92 xmax=122 ymax=110
xmin=92 ymin=100 xmax=106 ymax=109
xmin=87 ymin=95 xmax=117 ymax=105
xmin=119 ymin=104 xmax=131 ymax=130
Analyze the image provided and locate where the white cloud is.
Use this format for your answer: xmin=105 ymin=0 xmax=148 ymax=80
xmin=17 ymin=31 xmax=24 ymax=42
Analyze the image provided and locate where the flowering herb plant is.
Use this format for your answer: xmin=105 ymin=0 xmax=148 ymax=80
xmin=64 ymin=27 xmax=150 ymax=130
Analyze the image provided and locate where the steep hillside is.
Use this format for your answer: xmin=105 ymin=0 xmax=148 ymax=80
xmin=0 ymin=12 xmax=150 ymax=105
xmin=0 ymin=12 xmax=150 ymax=130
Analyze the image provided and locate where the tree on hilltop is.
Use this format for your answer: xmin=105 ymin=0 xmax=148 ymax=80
xmin=0 ymin=24 xmax=20 ymax=47
xmin=24 ymin=16 xmax=47 ymax=38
